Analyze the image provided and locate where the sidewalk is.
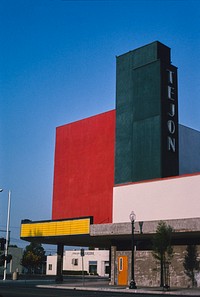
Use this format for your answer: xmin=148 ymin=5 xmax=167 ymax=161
xmin=38 ymin=280 xmax=200 ymax=296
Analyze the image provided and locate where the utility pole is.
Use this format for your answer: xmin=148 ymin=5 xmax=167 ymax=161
xmin=3 ymin=190 xmax=11 ymax=281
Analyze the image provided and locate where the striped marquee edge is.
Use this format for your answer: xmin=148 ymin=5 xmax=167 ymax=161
xmin=20 ymin=217 xmax=91 ymax=238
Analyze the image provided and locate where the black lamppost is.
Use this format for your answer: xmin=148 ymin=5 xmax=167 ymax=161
xmin=129 ymin=211 xmax=137 ymax=289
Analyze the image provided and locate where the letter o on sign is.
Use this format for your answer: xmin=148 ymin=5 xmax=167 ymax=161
xmin=167 ymin=120 xmax=175 ymax=134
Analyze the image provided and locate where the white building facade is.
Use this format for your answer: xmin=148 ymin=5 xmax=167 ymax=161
xmin=46 ymin=249 xmax=109 ymax=277
xmin=113 ymin=173 xmax=200 ymax=223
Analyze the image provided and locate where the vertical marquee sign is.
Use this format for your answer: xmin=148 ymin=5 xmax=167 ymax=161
xmin=161 ymin=62 xmax=179 ymax=177
xmin=115 ymin=41 xmax=179 ymax=183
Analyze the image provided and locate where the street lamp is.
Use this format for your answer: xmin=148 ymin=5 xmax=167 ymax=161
xmin=129 ymin=211 xmax=137 ymax=289
xmin=0 ymin=189 xmax=11 ymax=281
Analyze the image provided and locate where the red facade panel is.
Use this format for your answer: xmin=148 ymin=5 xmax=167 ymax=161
xmin=52 ymin=110 xmax=115 ymax=224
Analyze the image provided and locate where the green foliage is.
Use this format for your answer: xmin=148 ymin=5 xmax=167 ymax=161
xmin=21 ymin=242 xmax=46 ymax=274
xmin=183 ymin=245 xmax=200 ymax=287
xmin=152 ymin=221 xmax=174 ymax=287
xmin=152 ymin=221 xmax=173 ymax=260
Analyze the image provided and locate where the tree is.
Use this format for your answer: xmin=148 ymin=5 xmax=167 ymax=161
xmin=21 ymin=242 xmax=46 ymax=274
xmin=152 ymin=221 xmax=174 ymax=288
xmin=183 ymin=245 xmax=200 ymax=287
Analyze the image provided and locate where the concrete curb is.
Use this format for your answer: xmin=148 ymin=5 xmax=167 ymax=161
xmin=37 ymin=284 xmax=200 ymax=296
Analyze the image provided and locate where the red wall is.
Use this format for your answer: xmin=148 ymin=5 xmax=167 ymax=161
xmin=52 ymin=110 xmax=115 ymax=224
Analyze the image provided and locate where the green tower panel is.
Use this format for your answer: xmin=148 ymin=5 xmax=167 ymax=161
xmin=115 ymin=41 xmax=179 ymax=184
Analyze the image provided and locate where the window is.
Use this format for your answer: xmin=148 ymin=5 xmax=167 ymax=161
xmin=89 ymin=261 xmax=97 ymax=275
xmin=48 ymin=264 xmax=53 ymax=271
xmin=72 ymin=258 xmax=78 ymax=266
xmin=105 ymin=261 xmax=110 ymax=275
xmin=119 ymin=257 xmax=123 ymax=271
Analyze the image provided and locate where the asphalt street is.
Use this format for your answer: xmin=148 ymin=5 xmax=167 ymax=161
xmin=1 ymin=285 xmax=196 ymax=297
xmin=0 ymin=286 xmax=128 ymax=297
xmin=0 ymin=277 xmax=200 ymax=297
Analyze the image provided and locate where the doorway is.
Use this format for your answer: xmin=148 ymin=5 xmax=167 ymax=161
xmin=117 ymin=255 xmax=128 ymax=285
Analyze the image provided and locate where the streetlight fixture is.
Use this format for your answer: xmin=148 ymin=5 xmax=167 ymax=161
xmin=129 ymin=211 xmax=137 ymax=289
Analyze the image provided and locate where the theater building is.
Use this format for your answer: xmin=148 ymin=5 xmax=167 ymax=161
xmin=21 ymin=41 xmax=200 ymax=287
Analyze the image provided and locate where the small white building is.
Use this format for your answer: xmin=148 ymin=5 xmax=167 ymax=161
xmin=46 ymin=249 xmax=109 ymax=277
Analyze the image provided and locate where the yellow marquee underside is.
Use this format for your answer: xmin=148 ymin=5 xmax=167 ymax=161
xmin=20 ymin=217 xmax=91 ymax=239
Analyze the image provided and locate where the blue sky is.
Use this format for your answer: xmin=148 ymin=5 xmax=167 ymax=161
xmin=0 ymin=0 xmax=200 ymax=252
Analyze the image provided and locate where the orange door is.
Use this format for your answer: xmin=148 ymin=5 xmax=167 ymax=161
xmin=118 ymin=256 xmax=128 ymax=285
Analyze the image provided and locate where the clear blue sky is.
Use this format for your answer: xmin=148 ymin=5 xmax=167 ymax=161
xmin=0 ymin=0 xmax=199 ymax=252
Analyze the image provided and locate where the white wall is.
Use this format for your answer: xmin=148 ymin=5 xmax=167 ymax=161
xmin=64 ymin=250 xmax=109 ymax=276
xmin=46 ymin=249 xmax=109 ymax=276
xmin=46 ymin=255 xmax=57 ymax=275
xmin=113 ymin=173 xmax=200 ymax=223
